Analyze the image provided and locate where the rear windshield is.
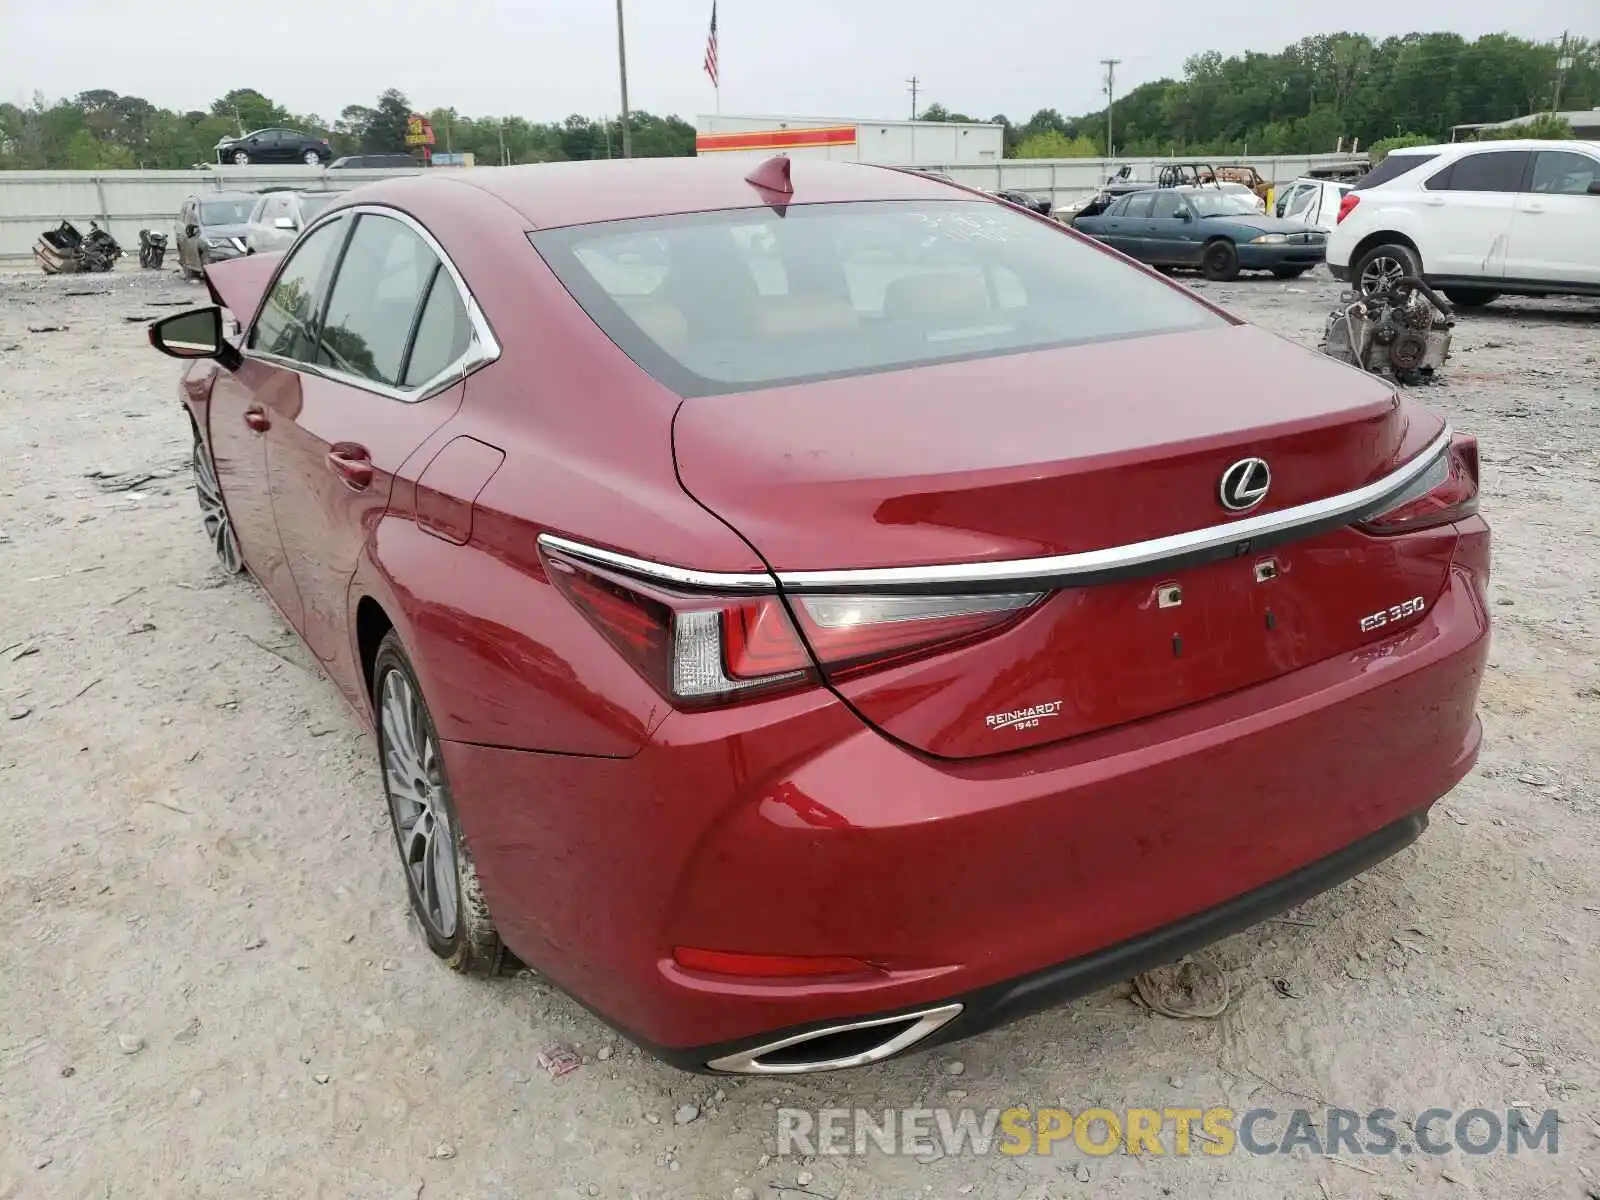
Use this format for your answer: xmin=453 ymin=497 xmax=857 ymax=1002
xmin=299 ymin=194 xmax=337 ymax=220
xmin=530 ymin=200 xmax=1225 ymax=397
xmin=1354 ymin=153 xmax=1438 ymax=190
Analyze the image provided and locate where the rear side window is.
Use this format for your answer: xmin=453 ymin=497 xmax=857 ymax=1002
xmin=248 ymin=217 xmax=347 ymax=362
xmin=402 ymin=269 xmax=472 ymax=386
xmin=1354 ymin=154 xmax=1438 ymax=191
xmin=1123 ymin=193 xmax=1156 ymax=217
xmin=531 ymin=199 xmax=1225 ymax=398
xmin=317 ymin=214 xmax=444 ymax=386
xmin=1427 ymin=151 xmax=1529 ymax=194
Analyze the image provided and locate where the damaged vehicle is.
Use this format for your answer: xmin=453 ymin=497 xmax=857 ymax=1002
xmin=146 ymin=156 xmax=1488 ymax=1075
xmin=175 ymin=192 xmax=259 ymax=279
xmin=33 ymin=220 xmax=122 ymax=274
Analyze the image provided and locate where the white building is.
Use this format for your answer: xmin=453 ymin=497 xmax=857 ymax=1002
xmin=694 ymin=115 xmax=1004 ymax=166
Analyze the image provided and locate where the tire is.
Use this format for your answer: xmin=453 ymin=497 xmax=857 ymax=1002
xmin=1202 ymin=240 xmax=1240 ymax=282
xmin=1443 ymin=287 xmax=1500 ymax=308
xmin=231 ymin=150 xmax=250 ymax=166
xmin=373 ymin=632 xmax=503 ymax=976
xmin=192 ymin=429 xmax=244 ymax=574
xmin=1354 ymin=242 xmax=1421 ymax=294
xmin=303 ymin=149 xmax=322 ymax=166
xmin=1271 ymin=266 xmax=1309 ymax=280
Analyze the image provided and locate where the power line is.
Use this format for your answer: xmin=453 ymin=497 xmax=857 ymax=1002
xmin=907 ymin=76 xmax=920 ymax=120
xmin=1101 ymin=58 xmax=1121 ymax=154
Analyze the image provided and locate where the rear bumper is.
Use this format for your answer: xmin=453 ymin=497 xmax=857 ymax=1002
xmin=443 ymin=521 xmax=1489 ymax=1064
xmin=650 ymin=810 xmax=1431 ymax=1070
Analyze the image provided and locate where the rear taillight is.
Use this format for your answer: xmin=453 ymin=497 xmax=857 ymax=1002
xmin=541 ymin=542 xmax=1043 ymax=707
xmin=1337 ymin=193 xmax=1360 ymax=224
xmin=790 ymin=593 xmax=1042 ymax=679
xmin=1359 ymin=435 xmax=1480 ymax=535
xmin=542 ymin=549 xmax=813 ymax=707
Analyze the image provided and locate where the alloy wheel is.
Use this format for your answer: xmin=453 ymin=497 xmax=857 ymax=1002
xmin=193 ymin=439 xmax=243 ymax=573
xmin=1360 ymin=254 xmax=1406 ymax=293
xmin=379 ymin=668 xmax=460 ymax=940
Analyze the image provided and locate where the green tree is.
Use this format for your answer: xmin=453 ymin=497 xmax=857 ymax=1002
xmin=1368 ymin=133 xmax=1434 ymax=162
xmin=1477 ymin=114 xmax=1576 ymax=140
xmin=1015 ymin=131 xmax=1098 ymax=158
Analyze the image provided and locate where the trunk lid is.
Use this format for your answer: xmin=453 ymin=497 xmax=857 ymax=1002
xmin=673 ymin=324 xmax=1452 ymax=758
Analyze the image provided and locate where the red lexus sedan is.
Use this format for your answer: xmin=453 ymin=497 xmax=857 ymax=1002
xmin=149 ymin=157 xmax=1489 ymax=1074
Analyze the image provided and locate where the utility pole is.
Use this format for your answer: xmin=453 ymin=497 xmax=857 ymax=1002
xmin=907 ymin=76 xmax=920 ymax=120
xmin=1101 ymin=58 xmax=1121 ymax=156
xmin=616 ymin=0 xmax=633 ymax=157
xmin=1552 ymin=30 xmax=1573 ymax=115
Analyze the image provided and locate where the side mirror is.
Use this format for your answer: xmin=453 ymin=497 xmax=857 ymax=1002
xmin=273 ymin=216 xmax=297 ymax=231
xmin=148 ymin=307 xmax=240 ymax=370
xmin=1588 ymin=180 xmax=1600 ymax=195
xmin=1178 ymin=209 xmax=1194 ymax=221
xmin=185 ymin=224 xmax=199 ymax=237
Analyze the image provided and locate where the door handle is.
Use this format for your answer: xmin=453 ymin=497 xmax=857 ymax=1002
xmin=1423 ymin=197 xmax=1446 ymax=206
xmin=1522 ymin=203 xmax=1545 ymax=214
xmin=326 ymin=443 xmax=374 ymax=491
xmin=243 ymin=406 xmax=270 ymax=433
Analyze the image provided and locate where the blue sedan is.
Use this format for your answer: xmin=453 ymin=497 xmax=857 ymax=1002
xmin=1072 ymin=186 xmax=1327 ymax=281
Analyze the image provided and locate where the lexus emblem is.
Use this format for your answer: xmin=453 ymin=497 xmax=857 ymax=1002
xmin=1219 ymin=457 xmax=1271 ymax=512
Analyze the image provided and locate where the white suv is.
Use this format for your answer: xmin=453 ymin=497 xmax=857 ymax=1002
xmin=1326 ymin=139 xmax=1600 ymax=306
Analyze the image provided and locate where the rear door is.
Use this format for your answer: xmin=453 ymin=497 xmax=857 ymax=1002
xmin=265 ymin=209 xmax=481 ymax=705
xmin=1506 ymin=148 xmax=1600 ymax=284
xmin=1417 ymin=150 xmax=1528 ymax=279
xmin=1108 ymin=191 xmax=1156 ymax=257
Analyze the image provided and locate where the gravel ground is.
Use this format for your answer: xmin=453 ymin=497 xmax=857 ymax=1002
xmin=1 ymin=261 xmax=1597 ymax=1200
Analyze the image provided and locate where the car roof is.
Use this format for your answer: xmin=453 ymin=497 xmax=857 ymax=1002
xmin=192 ymin=191 xmax=257 ymax=202
xmin=339 ymin=157 xmax=973 ymax=229
xmin=1392 ymin=139 xmax=1598 ymax=156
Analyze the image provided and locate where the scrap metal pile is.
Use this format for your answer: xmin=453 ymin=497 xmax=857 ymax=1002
xmin=32 ymin=220 xmax=123 ymax=275
xmin=1321 ymin=277 xmax=1455 ymax=385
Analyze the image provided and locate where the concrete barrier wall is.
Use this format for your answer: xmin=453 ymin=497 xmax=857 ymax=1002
xmin=0 ymin=154 xmax=1366 ymax=261
xmin=0 ymin=166 xmax=424 ymax=261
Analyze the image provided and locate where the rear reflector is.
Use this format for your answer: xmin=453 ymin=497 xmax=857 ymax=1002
xmin=673 ymin=947 xmax=882 ymax=979
xmin=1337 ymin=193 xmax=1360 ymax=224
xmin=1359 ymin=435 xmax=1479 ymax=535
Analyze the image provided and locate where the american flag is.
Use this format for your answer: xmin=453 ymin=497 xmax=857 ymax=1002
xmin=703 ymin=2 xmax=719 ymax=88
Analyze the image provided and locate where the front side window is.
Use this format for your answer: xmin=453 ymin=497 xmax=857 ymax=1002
xmin=1529 ymin=150 xmax=1599 ymax=195
xmin=532 ymin=199 xmax=1225 ymax=398
xmin=317 ymin=214 xmax=442 ymax=387
xmin=248 ymin=217 xmax=347 ymax=362
xmin=1150 ymin=192 xmax=1186 ymax=219
xmin=1285 ymin=187 xmax=1316 ymax=217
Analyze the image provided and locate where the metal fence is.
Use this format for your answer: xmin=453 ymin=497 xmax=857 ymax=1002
xmin=0 ymin=154 xmax=1367 ymax=261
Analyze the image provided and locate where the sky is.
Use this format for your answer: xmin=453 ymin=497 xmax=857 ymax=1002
xmin=0 ymin=0 xmax=1589 ymax=126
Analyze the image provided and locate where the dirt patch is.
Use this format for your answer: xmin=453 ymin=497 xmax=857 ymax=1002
xmin=2 ymin=264 xmax=1597 ymax=1198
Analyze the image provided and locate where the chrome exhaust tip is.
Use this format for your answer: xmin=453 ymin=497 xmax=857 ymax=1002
xmin=706 ymin=1003 xmax=963 ymax=1075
